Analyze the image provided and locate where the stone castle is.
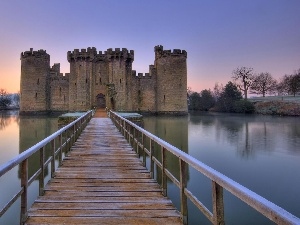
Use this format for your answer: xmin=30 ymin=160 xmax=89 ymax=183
xmin=20 ymin=45 xmax=187 ymax=114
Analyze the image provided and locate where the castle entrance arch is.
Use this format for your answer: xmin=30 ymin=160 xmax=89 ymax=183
xmin=96 ymin=93 xmax=106 ymax=108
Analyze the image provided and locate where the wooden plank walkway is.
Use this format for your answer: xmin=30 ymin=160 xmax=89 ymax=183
xmin=25 ymin=117 xmax=182 ymax=225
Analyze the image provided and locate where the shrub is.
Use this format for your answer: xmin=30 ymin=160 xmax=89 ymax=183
xmin=234 ymin=100 xmax=255 ymax=113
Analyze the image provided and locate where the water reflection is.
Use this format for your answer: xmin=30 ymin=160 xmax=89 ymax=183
xmin=18 ymin=116 xmax=58 ymax=179
xmin=0 ymin=111 xmax=59 ymax=225
xmin=1 ymin=111 xmax=300 ymax=225
xmin=143 ymin=112 xmax=300 ymax=224
xmin=0 ymin=110 xmax=19 ymax=130
xmin=143 ymin=115 xmax=189 ymax=180
xmin=189 ymin=112 xmax=300 ymax=158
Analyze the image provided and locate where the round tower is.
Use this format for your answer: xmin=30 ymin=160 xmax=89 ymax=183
xmin=20 ymin=48 xmax=50 ymax=113
xmin=154 ymin=45 xmax=188 ymax=114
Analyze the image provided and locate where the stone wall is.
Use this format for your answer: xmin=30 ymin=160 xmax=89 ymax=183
xmin=131 ymin=65 xmax=157 ymax=112
xmin=20 ymin=45 xmax=188 ymax=114
xmin=49 ymin=72 xmax=69 ymax=111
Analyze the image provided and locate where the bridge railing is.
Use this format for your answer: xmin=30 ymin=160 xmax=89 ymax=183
xmin=109 ymin=111 xmax=300 ymax=225
xmin=0 ymin=110 xmax=93 ymax=225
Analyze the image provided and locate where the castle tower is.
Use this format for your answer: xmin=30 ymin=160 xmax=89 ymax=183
xmin=67 ymin=47 xmax=97 ymax=111
xmin=92 ymin=51 xmax=109 ymax=109
xmin=154 ymin=45 xmax=188 ymax=114
xmin=106 ymin=48 xmax=134 ymax=111
xmin=20 ymin=48 xmax=50 ymax=113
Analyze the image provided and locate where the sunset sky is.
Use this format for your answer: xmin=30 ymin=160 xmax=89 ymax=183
xmin=0 ymin=0 xmax=299 ymax=94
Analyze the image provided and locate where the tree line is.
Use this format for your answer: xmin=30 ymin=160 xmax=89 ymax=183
xmin=232 ymin=67 xmax=300 ymax=98
xmin=188 ymin=67 xmax=300 ymax=113
xmin=0 ymin=89 xmax=20 ymax=109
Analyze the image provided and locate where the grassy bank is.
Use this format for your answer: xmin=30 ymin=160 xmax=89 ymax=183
xmin=250 ymin=96 xmax=300 ymax=116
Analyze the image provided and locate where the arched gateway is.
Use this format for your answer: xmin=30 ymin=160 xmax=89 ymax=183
xmin=96 ymin=93 xmax=106 ymax=109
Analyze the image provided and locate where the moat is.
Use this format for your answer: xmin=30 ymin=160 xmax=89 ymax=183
xmin=0 ymin=111 xmax=300 ymax=224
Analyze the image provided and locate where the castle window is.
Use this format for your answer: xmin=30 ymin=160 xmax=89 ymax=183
xmin=86 ymin=78 xmax=88 ymax=83
xmin=100 ymin=78 xmax=102 ymax=84
xmin=64 ymin=95 xmax=66 ymax=102
xmin=37 ymin=78 xmax=39 ymax=85
xmin=164 ymin=95 xmax=166 ymax=101
xmin=120 ymin=79 xmax=122 ymax=84
xmin=75 ymin=82 xmax=76 ymax=86
xmin=35 ymin=93 xmax=38 ymax=99
xmin=59 ymin=87 xmax=62 ymax=97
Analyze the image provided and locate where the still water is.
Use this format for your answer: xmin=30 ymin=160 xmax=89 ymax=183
xmin=0 ymin=110 xmax=299 ymax=224
xmin=142 ymin=112 xmax=300 ymax=225
xmin=0 ymin=111 xmax=58 ymax=225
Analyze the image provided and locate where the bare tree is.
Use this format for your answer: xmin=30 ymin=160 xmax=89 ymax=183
xmin=232 ymin=67 xmax=254 ymax=99
xmin=250 ymin=72 xmax=277 ymax=97
xmin=279 ymin=71 xmax=300 ymax=97
xmin=0 ymin=89 xmax=12 ymax=108
xmin=276 ymin=77 xmax=287 ymax=96
xmin=213 ymin=82 xmax=223 ymax=101
xmin=187 ymin=86 xmax=193 ymax=97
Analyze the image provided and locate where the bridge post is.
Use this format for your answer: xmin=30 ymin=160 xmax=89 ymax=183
xmin=150 ymin=139 xmax=154 ymax=179
xmin=212 ymin=181 xmax=225 ymax=225
xmin=179 ymin=159 xmax=188 ymax=225
xmin=39 ymin=147 xmax=45 ymax=196
xmin=20 ymin=159 xmax=28 ymax=224
xmin=136 ymin=129 xmax=140 ymax=157
xmin=142 ymin=133 xmax=146 ymax=167
xmin=59 ymin=133 xmax=63 ymax=166
xmin=73 ymin=124 xmax=76 ymax=145
xmin=161 ymin=146 xmax=167 ymax=196
xmin=51 ymin=139 xmax=55 ymax=178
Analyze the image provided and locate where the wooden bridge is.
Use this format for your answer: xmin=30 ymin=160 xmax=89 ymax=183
xmin=25 ymin=113 xmax=182 ymax=224
xmin=1 ymin=110 xmax=300 ymax=225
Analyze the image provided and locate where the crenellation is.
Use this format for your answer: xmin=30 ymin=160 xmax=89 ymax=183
xmin=20 ymin=45 xmax=187 ymax=114
xmin=134 ymin=72 xmax=152 ymax=79
xmin=20 ymin=48 xmax=49 ymax=60
xmin=68 ymin=47 xmax=134 ymax=62
xmin=154 ymin=45 xmax=187 ymax=59
xmin=51 ymin=63 xmax=60 ymax=74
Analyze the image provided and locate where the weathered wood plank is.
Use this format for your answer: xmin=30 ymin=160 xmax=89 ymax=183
xmin=35 ymin=196 xmax=173 ymax=202
xmin=48 ymin=178 xmax=157 ymax=183
xmin=28 ymin=209 xmax=180 ymax=217
xmin=25 ymin=117 xmax=182 ymax=225
xmin=30 ymin=202 xmax=176 ymax=210
xmin=43 ymin=191 xmax=163 ymax=197
xmin=25 ymin=217 xmax=182 ymax=225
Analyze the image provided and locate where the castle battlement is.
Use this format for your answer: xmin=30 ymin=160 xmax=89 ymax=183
xmin=105 ymin=48 xmax=134 ymax=61
xmin=67 ymin=47 xmax=134 ymax=62
xmin=67 ymin=47 xmax=98 ymax=62
xmin=132 ymin=71 xmax=152 ymax=79
xmin=20 ymin=48 xmax=50 ymax=60
xmin=154 ymin=45 xmax=187 ymax=58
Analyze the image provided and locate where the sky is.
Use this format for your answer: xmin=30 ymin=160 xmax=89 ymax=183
xmin=0 ymin=0 xmax=299 ymax=93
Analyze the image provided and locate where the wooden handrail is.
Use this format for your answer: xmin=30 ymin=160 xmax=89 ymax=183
xmin=0 ymin=110 xmax=93 ymax=224
xmin=109 ymin=110 xmax=300 ymax=225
